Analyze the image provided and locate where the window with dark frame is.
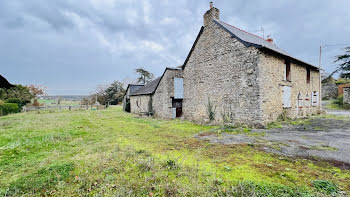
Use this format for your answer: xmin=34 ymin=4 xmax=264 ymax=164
xmin=285 ymin=59 xmax=291 ymax=81
xmin=306 ymin=67 xmax=311 ymax=83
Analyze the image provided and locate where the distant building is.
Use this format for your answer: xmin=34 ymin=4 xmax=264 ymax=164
xmin=126 ymin=3 xmax=321 ymax=126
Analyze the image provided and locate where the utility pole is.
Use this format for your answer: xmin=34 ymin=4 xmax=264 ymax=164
xmin=319 ymin=46 xmax=322 ymax=110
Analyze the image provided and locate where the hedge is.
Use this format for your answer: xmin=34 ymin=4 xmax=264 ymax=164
xmin=0 ymin=103 xmax=19 ymax=116
xmin=5 ymin=98 xmax=24 ymax=110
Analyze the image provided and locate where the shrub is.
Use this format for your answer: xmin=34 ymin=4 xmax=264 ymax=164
xmin=312 ymin=180 xmax=338 ymax=196
xmin=0 ymin=100 xmax=4 ymax=105
xmin=277 ymin=109 xmax=289 ymax=121
xmin=5 ymin=98 xmax=24 ymax=110
xmin=336 ymin=95 xmax=344 ymax=106
xmin=0 ymin=103 xmax=19 ymax=116
xmin=164 ymin=159 xmax=178 ymax=170
xmin=207 ymin=98 xmax=216 ymax=121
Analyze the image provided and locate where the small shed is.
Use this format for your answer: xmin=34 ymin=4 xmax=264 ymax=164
xmin=338 ymin=83 xmax=350 ymax=96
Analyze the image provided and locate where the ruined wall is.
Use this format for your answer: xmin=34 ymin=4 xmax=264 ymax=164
xmin=259 ymin=51 xmax=321 ymax=123
xmin=182 ymin=20 xmax=263 ymax=126
xmin=130 ymin=95 xmax=150 ymax=114
xmin=322 ymin=83 xmax=338 ymax=100
xmin=344 ymin=87 xmax=350 ymax=105
xmin=152 ymin=69 xmax=183 ymax=119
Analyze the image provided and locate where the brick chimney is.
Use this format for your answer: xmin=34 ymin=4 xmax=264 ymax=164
xmin=204 ymin=2 xmax=220 ymax=27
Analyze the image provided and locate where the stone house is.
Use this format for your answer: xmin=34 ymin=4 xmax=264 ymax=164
xmin=127 ymin=4 xmax=321 ymax=126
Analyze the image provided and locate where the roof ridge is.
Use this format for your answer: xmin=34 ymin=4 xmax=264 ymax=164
xmin=217 ymin=20 xmax=270 ymax=43
xmin=218 ymin=20 xmax=293 ymax=55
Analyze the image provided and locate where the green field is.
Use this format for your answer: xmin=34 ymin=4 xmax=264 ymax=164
xmin=0 ymin=106 xmax=349 ymax=196
xmin=38 ymin=99 xmax=81 ymax=106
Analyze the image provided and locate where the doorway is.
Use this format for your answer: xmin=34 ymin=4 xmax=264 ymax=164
xmin=172 ymin=98 xmax=183 ymax=118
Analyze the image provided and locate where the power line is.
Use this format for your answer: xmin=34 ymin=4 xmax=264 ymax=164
xmin=322 ymin=44 xmax=350 ymax=48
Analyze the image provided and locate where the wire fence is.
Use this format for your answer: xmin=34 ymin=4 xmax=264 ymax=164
xmin=23 ymin=104 xmax=106 ymax=112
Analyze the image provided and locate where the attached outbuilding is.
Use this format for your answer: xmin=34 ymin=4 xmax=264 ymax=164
xmin=129 ymin=68 xmax=183 ymax=118
xmin=122 ymin=84 xmax=144 ymax=112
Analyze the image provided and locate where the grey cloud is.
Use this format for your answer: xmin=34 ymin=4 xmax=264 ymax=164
xmin=1 ymin=0 xmax=349 ymax=95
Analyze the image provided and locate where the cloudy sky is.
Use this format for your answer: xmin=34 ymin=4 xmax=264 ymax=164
xmin=1 ymin=0 xmax=349 ymax=95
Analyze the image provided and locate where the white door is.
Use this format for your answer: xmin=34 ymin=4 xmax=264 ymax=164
xmin=283 ymin=86 xmax=291 ymax=108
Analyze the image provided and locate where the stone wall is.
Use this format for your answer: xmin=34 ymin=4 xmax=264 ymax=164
xmin=259 ymin=50 xmax=321 ymax=123
xmin=152 ymin=69 xmax=183 ymax=119
xmin=130 ymin=95 xmax=150 ymax=114
xmin=344 ymin=87 xmax=350 ymax=105
xmin=122 ymin=88 xmax=130 ymax=111
xmin=182 ymin=16 xmax=263 ymax=126
xmin=322 ymin=83 xmax=338 ymax=100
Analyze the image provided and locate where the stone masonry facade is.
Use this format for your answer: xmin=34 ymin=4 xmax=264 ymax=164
xmin=183 ymin=12 xmax=263 ymax=125
xmin=152 ymin=69 xmax=183 ymax=119
xmin=259 ymin=50 xmax=321 ymax=123
xmin=130 ymin=95 xmax=150 ymax=114
xmin=127 ymin=5 xmax=321 ymax=126
xmin=322 ymin=83 xmax=338 ymax=100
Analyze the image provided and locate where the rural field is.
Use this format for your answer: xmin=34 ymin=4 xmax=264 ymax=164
xmin=0 ymin=106 xmax=349 ymax=196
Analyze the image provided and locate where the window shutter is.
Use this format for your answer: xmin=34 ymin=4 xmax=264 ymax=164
xmin=174 ymin=78 xmax=184 ymax=99
xmin=283 ymin=86 xmax=291 ymax=108
xmin=312 ymin=91 xmax=319 ymax=106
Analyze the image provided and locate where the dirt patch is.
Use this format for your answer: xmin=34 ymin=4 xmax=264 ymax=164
xmin=195 ymin=117 xmax=350 ymax=167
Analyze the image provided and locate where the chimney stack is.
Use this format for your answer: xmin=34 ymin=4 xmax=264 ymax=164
xmin=204 ymin=2 xmax=220 ymax=27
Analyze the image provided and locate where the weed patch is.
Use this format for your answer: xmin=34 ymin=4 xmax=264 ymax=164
xmin=312 ymin=180 xmax=339 ymax=196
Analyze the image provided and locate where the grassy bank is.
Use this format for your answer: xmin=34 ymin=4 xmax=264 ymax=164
xmin=0 ymin=106 xmax=349 ymax=196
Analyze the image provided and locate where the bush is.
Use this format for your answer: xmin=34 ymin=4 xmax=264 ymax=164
xmin=5 ymin=98 xmax=24 ymax=110
xmin=0 ymin=103 xmax=19 ymax=116
xmin=332 ymin=95 xmax=344 ymax=107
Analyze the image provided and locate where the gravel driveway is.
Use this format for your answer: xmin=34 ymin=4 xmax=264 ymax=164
xmin=195 ymin=117 xmax=350 ymax=166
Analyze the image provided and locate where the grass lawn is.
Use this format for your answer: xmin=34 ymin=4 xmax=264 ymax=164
xmin=0 ymin=106 xmax=349 ymax=196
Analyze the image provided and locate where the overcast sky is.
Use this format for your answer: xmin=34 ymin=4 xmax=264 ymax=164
xmin=1 ymin=0 xmax=349 ymax=95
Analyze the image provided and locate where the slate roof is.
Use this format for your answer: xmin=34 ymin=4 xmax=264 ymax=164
xmin=128 ymin=84 xmax=144 ymax=94
xmin=130 ymin=77 xmax=162 ymax=96
xmin=214 ymin=19 xmax=319 ymax=70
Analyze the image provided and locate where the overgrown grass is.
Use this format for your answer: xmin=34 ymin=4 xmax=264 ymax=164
xmin=327 ymin=97 xmax=350 ymax=110
xmin=0 ymin=106 xmax=349 ymax=196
